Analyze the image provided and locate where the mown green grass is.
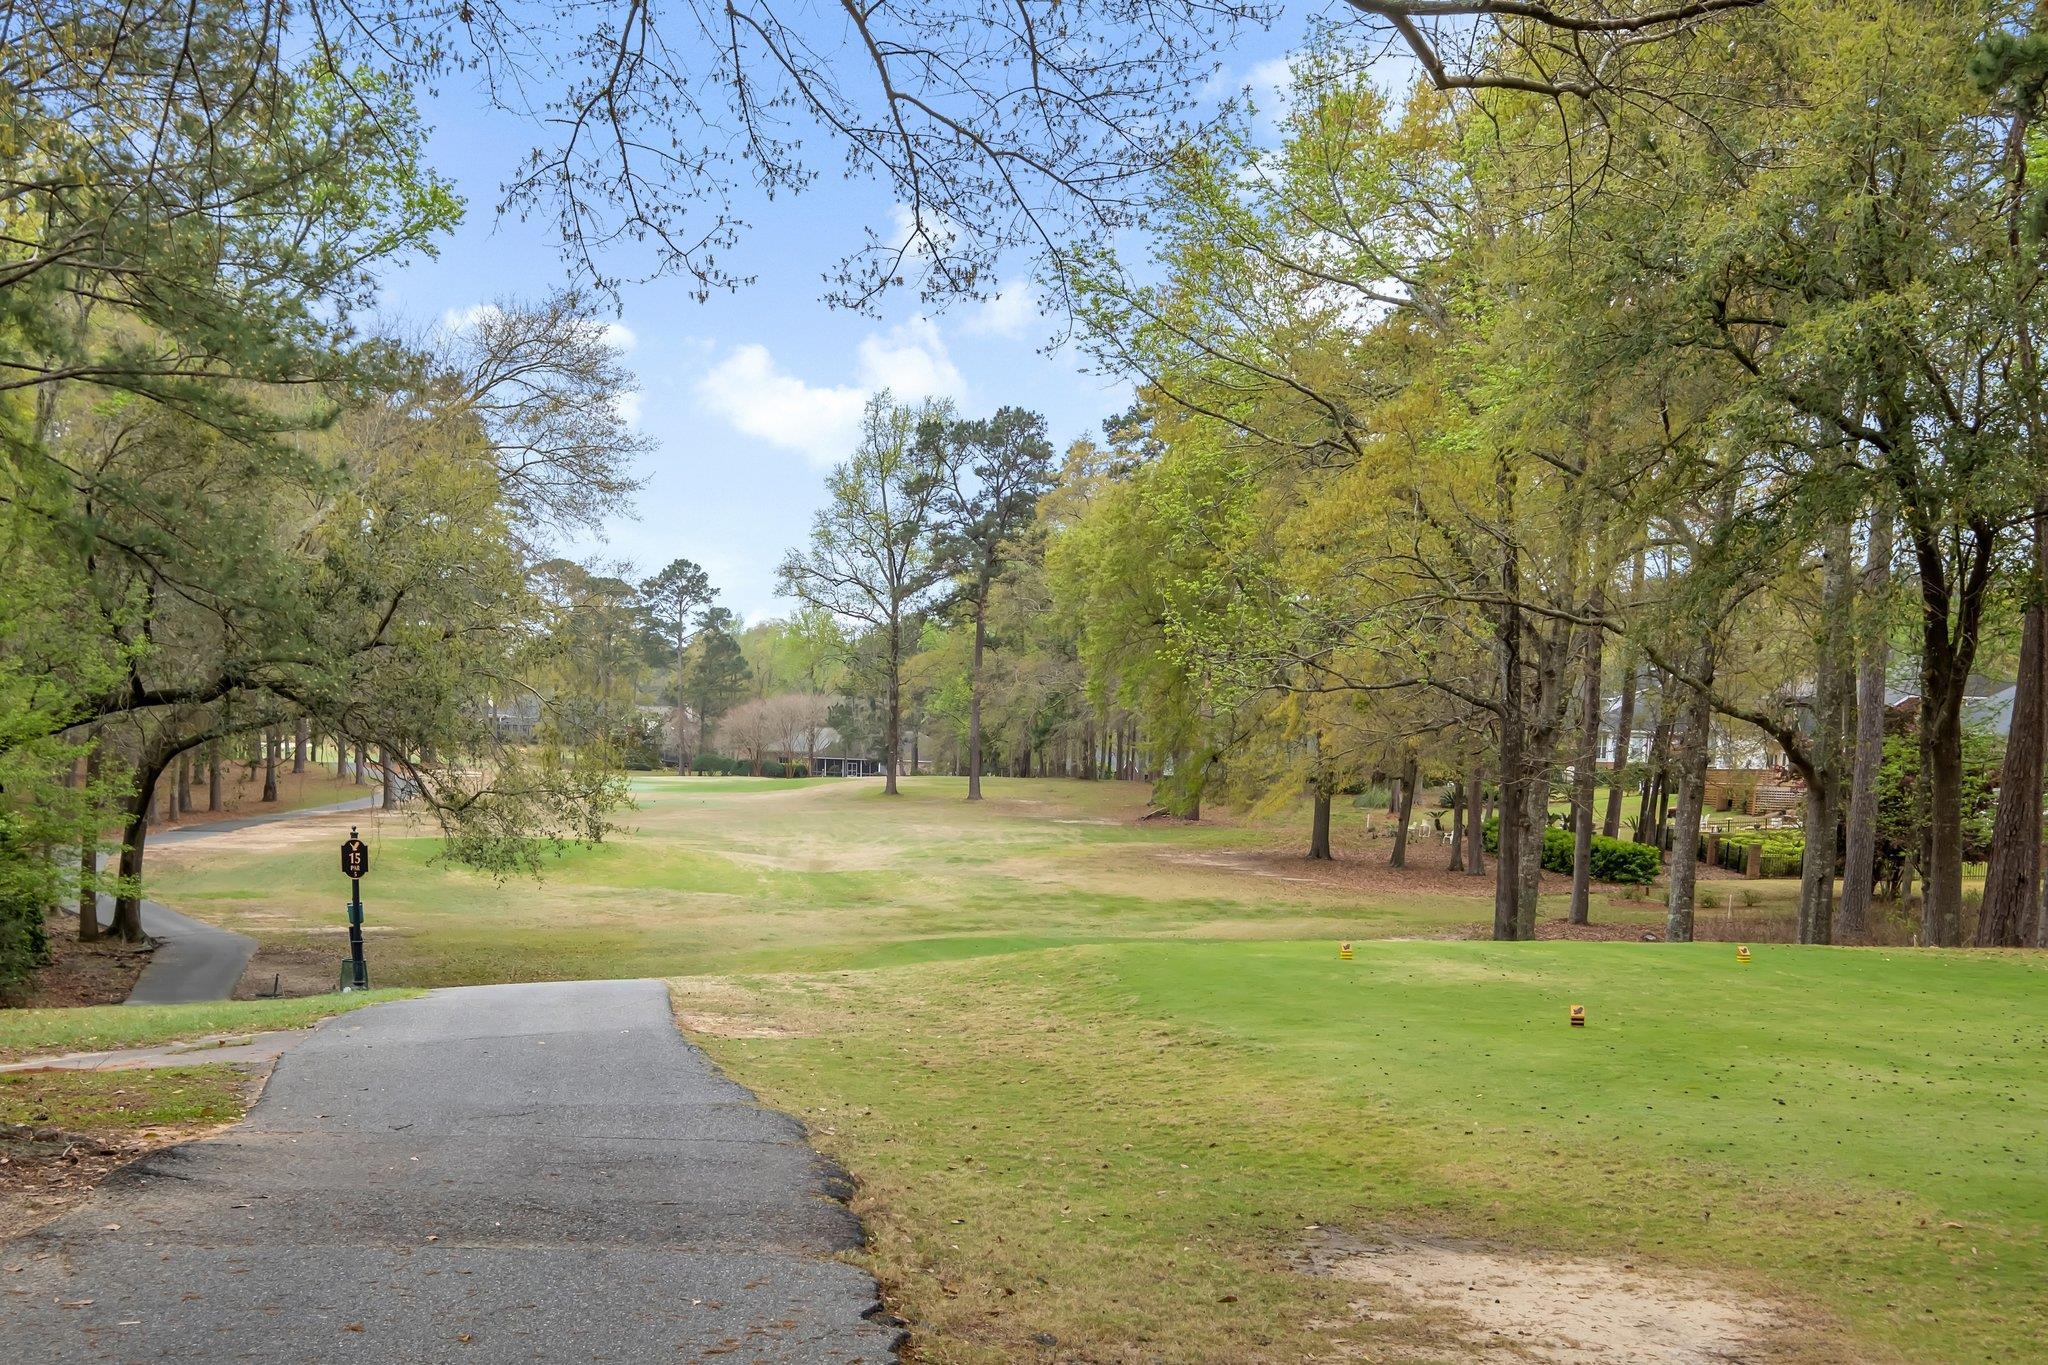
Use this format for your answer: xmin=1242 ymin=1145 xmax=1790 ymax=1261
xmin=0 ymin=1065 xmax=252 ymax=1131
xmin=0 ymin=991 xmax=414 ymax=1063
xmin=683 ymin=939 xmax=2048 ymax=1362
xmin=146 ymin=776 xmax=1483 ymax=986
xmin=133 ymin=771 xmax=2048 ymax=1359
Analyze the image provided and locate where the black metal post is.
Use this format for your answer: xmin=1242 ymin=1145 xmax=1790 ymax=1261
xmin=346 ymin=877 xmax=368 ymax=989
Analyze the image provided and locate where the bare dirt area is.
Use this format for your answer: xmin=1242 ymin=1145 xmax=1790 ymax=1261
xmin=1300 ymin=1230 xmax=1797 ymax=1363
xmin=1159 ymin=845 xmax=1581 ymax=901
xmin=15 ymin=924 xmax=152 ymax=1009
xmin=233 ymin=941 xmax=348 ymax=1000
xmin=145 ymin=765 xmax=370 ymax=835
xmin=152 ymin=805 xmax=419 ymax=869
xmin=0 ymin=1110 xmax=247 ymax=1244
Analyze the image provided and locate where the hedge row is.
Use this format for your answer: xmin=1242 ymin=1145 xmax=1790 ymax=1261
xmin=1481 ymin=819 xmax=1661 ymax=885
xmin=629 ymin=756 xmax=804 ymax=778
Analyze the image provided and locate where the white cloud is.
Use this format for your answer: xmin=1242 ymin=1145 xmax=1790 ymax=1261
xmin=439 ymin=302 xmax=502 ymax=334
xmin=693 ymin=318 xmax=967 ymax=467
xmin=1248 ymin=55 xmax=1299 ymax=101
xmin=695 ymin=346 xmax=867 ymax=466
xmin=959 ymin=280 xmax=1037 ymax=339
xmin=612 ymin=389 xmax=644 ymax=428
xmin=439 ymin=304 xmax=638 ymax=357
xmin=856 ymin=317 xmax=966 ymax=399
xmin=886 ymin=202 xmax=960 ymax=264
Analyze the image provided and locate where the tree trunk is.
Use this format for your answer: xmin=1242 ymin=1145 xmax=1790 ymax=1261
xmin=1465 ymin=768 xmax=1487 ymax=878
xmin=111 ymin=757 xmax=166 ymax=942
xmin=380 ymin=747 xmax=398 ymax=809
xmin=261 ymin=729 xmax=279 ymax=802
xmin=176 ymin=753 xmax=193 ymax=816
xmin=354 ymin=741 xmax=369 ymax=787
xmin=1664 ymin=675 xmax=1715 ymax=943
xmin=966 ymin=595 xmax=987 ymax=800
xmin=1308 ymin=789 xmax=1333 ymax=860
xmin=1978 ymin=503 xmax=2047 ymax=946
xmin=1636 ymin=682 xmax=1671 ymax=845
xmin=1798 ymin=524 xmax=1852 ymax=945
xmin=675 ymin=631 xmax=689 ymax=776
xmin=884 ymin=617 xmax=902 ymax=796
xmin=1838 ymin=505 xmax=1893 ymax=938
xmin=1449 ymin=780 xmax=1466 ymax=872
xmin=1601 ymin=667 xmax=1635 ymax=840
xmin=1569 ymin=603 xmax=1604 ymax=925
xmin=77 ymin=739 xmax=102 ymax=942
xmin=1922 ymin=708 xmax=1965 ymax=946
xmin=293 ymin=716 xmax=308 ymax=774
xmin=1602 ymin=553 xmax=1644 ymax=838
xmin=208 ymin=740 xmax=222 ymax=812
xmin=1495 ymin=612 xmax=1525 ymax=941
xmin=1391 ymin=755 xmax=1418 ymax=867
xmin=1517 ymin=765 xmax=1545 ymax=939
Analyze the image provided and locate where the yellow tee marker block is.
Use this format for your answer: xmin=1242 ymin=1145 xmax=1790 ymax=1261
xmin=1338 ymin=941 xmax=1354 ymax=961
xmin=1568 ymin=1004 xmax=1586 ymax=1027
xmin=1736 ymin=945 xmax=1752 ymax=965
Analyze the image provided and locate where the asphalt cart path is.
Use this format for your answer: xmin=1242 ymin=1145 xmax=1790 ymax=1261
xmin=94 ymin=797 xmax=382 ymax=1004
xmin=1 ymin=979 xmax=901 ymax=1363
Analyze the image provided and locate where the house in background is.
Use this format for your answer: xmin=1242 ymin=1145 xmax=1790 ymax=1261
xmin=483 ymin=693 xmax=542 ymax=742
xmin=808 ymin=728 xmax=885 ymax=777
xmin=805 ymin=727 xmax=938 ymax=777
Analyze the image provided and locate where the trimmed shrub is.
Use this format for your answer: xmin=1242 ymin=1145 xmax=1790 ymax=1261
xmin=1481 ymin=818 xmax=1659 ymax=885
xmin=1589 ymin=838 xmax=1661 ymax=885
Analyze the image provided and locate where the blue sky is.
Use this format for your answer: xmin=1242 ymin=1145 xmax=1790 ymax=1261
xmin=384 ymin=21 xmax=1319 ymax=622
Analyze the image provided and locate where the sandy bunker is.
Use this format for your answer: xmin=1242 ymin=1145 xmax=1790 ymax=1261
xmin=1310 ymin=1231 xmax=1781 ymax=1362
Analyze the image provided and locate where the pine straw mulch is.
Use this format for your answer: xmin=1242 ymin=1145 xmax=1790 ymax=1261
xmin=15 ymin=924 xmax=153 ymax=1010
xmin=0 ymin=1118 xmax=233 ymax=1243
xmin=1156 ymin=842 xmax=1585 ymax=902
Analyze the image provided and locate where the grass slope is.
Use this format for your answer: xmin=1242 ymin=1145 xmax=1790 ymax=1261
xmin=1 ymin=1065 xmax=252 ymax=1132
xmin=0 ymin=991 xmax=414 ymax=1062
xmin=129 ymin=773 xmax=2047 ymax=1359
xmin=684 ymin=940 xmax=2048 ymax=1362
xmin=146 ymin=776 xmax=1485 ymax=986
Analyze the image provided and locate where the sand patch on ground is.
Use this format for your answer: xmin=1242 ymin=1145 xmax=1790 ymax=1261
xmin=669 ymin=977 xmax=816 ymax=1039
xmin=1302 ymin=1230 xmax=1785 ymax=1363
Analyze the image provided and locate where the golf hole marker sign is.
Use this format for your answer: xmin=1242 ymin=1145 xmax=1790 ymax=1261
xmin=341 ymin=831 xmax=371 ymax=879
xmin=339 ymin=826 xmax=370 ymax=991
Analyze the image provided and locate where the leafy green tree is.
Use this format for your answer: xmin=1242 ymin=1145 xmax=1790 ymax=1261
xmin=1874 ymin=730 xmax=1999 ymax=909
xmin=934 ymin=407 xmax=1057 ymax=799
xmin=638 ymin=559 xmax=714 ymax=775
xmin=682 ymin=608 xmax=752 ymax=769
xmin=778 ymin=394 xmax=955 ymax=795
